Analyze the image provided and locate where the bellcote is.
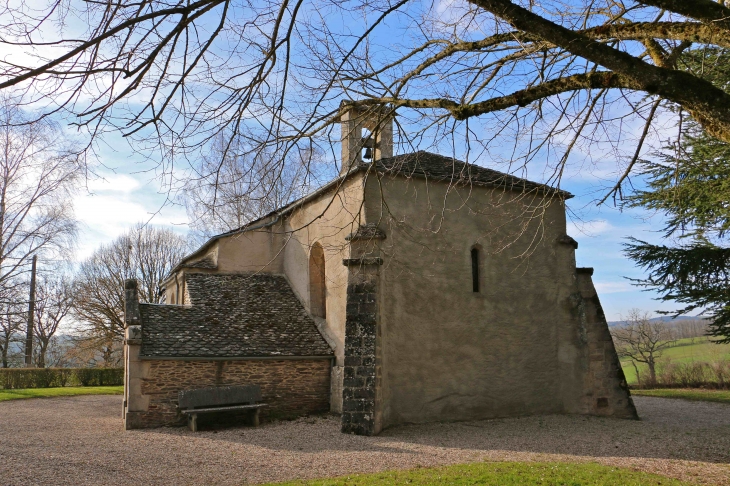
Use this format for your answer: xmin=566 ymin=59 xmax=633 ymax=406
xmin=339 ymin=102 xmax=394 ymax=176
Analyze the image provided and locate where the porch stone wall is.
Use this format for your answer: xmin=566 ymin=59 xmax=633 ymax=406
xmin=124 ymin=358 xmax=331 ymax=429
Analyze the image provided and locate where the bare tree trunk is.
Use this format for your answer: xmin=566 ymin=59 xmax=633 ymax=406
xmin=103 ymin=343 xmax=114 ymax=367
xmin=648 ymin=359 xmax=657 ymax=386
xmin=36 ymin=340 xmax=48 ymax=368
xmin=631 ymin=360 xmax=641 ymax=388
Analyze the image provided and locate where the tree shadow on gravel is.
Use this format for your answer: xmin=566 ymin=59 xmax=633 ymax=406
xmin=141 ymin=397 xmax=730 ymax=465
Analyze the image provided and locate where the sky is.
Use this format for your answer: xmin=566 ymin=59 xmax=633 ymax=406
xmin=69 ymin=128 xmax=682 ymax=322
xmin=565 ymin=180 xmax=677 ymax=321
xmin=16 ymin=0 xmax=690 ymax=322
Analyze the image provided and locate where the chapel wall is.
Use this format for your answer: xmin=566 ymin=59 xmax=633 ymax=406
xmin=364 ymin=175 xmax=579 ymax=428
xmin=124 ymin=358 xmax=331 ymax=429
xmin=282 ymin=174 xmax=367 ymax=368
xmin=216 ymin=227 xmax=285 ymax=274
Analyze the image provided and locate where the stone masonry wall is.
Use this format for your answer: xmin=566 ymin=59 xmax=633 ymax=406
xmin=341 ymin=262 xmax=380 ymax=435
xmin=125 ymin=358 xmax=331 ymax=429
xmin=573 ymin=268 xmax=638 ymax=419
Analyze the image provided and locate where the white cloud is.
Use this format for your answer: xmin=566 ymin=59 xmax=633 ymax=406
xmin=72 ymin=171 xmax=190 ymax=261
xmin=594 ymin=281 xmax=634 ymax=294
xmin=567 ymin=219 xmax=612 ymax=237
xmin=85 ymin=174 xmax=141 ymax=194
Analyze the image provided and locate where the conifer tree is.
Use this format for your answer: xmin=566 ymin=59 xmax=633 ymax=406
xmin=625 ymin=49 xmax=730 ymax=343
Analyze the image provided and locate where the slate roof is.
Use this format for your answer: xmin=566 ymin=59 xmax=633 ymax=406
xmin=371 ymin=151 xmax=573 ymax=198
xmin=139 ymin=273 xmax=333 ymax=359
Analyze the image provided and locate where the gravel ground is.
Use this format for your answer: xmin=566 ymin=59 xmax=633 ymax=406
xmin=1 ymin=396 xmax=729 ymax=486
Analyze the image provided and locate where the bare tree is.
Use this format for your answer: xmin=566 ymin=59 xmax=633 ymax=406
xmin=0 ymin=291 xmax=23 ymax=368
xmin=72 ymin=224 xmax=189 ymax=366
xmin=611 ymin=309 xmax=676 ymax=385
xmin=32 ymin=276 xmax=73 ymax=368
xmin=2 ymin=0 xmax=730 ymax=211
xmin=0 ymin=97 xmax=79 ymax=298
xmin=0 ymin=98 xmax=80 ymax=367
xmin=183 ymin=133 xmax=320 ymax=239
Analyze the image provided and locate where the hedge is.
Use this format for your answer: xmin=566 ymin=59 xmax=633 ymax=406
xmin=0 ymin=368 xmax=124 ymax=389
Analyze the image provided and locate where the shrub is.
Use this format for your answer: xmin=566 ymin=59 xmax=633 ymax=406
xmin=633 ymin=358 xmax=730 ymax=389
xmin=0 ymin=368 xmax=123 ymax=389
xmin=710 ymin=360 xmax=730 ymax=386
xmin=74 ymin=368 xmax=124 ymax=386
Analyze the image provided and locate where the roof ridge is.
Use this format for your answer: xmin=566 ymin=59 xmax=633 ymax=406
xmin=373 ymin=151 xmax=572 ymax=198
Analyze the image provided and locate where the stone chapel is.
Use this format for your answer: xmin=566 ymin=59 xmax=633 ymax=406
xmin=122 ymin=102 xmax=637 ymax=434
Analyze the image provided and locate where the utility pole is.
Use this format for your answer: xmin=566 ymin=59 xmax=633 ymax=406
xmin=24 ymin=255 xmax=37 ymax=367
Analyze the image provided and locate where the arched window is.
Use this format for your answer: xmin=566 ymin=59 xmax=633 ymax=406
xmin=309 ymin=242 xmax=326 ymax=318
xmin=471 ymin=246 xmax=480 ymax=293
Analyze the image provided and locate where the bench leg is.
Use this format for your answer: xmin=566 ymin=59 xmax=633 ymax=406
xmin=250 ymin=408 xmax=260 ymax=427
xmin=188 ymin=413 xmax=198 ymax=432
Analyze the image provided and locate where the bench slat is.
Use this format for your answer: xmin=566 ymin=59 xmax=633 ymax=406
xmin=178 ymin=385 xmax=262 ymax=409
xmin=180 ymin=404 xmax=267 ymax=415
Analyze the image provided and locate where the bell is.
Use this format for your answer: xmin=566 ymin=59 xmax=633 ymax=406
xmin=363 ymin=147 xmax=373 ymax=160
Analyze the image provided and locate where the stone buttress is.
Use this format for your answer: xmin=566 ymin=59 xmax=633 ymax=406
xmin=341 ymin=224 xmax=385 ymax=435
xmin=572 ymin=267 xmax=638 ymax=419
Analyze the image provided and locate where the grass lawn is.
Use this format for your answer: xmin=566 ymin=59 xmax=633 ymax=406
xmin=620 ymin=336 xmax=730 ymax=384
xmin=273 ymin=461 xmax=694 ymax=485
xmin=0 ymin=386 xmax=123 ymax=402
xmin=631 ymin=388 xmax=730 ymax=404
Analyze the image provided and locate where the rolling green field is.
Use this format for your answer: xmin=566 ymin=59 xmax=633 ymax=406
xmin=272 ymin=461 xmax=694 ymax=485
xmin=631 ymin=388 xmax=730 ymax=404
xmin=0 ymin=386 xmax=123 ymax=402
xmin=619 ymin=336 xmax=730 ymax=384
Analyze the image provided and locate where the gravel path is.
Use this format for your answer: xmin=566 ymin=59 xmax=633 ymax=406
xmin=1 ymin=396 xmax=729 ymax=485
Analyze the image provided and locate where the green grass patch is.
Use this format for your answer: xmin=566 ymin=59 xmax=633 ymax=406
xmin=631 ymin=388 xmax=730 ymax=404
xmin=620 ymin=336 xmax=730 ymax=384
xmin=0 ymin=386 xmax=123 ymax=402
xmin=272 ymin=461 xmax=694 ymax=485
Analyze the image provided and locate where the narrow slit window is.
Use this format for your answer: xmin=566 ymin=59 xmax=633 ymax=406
xmin=471 ymin=247 xmax=480 ymax=293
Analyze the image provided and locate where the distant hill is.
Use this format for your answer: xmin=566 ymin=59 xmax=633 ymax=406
xmin=607 ymin=315 xmax=708 ymax=327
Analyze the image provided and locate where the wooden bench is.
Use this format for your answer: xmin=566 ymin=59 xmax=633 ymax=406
xmin=178 ymin=385 xmax=267 ymax=432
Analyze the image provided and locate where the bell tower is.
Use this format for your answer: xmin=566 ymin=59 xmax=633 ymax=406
xmin=339 ymin=102 xmax=394 ymax=176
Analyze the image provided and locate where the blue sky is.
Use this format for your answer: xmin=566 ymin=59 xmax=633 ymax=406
xmin=72 ymin=129 xmax=680 ymax=322
xmin=50 ymin=0 xmax=688 ymax=322
xmin=565 ymin=179 xmax=678 ymax=321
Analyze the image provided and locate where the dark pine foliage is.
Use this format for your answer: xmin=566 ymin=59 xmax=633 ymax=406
xmin=624 ymin=241 xmax=730 ymax=343
xmin=625 ymin=48 xmax=730 ymax=343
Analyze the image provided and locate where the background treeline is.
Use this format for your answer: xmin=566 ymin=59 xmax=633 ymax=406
xmin=0 ymin=368 xmax=123 ymax=389
xmin=611 ymin=310 xmax=730 ymax=390
xmin=0 ymin=97 xmax=191 ymax=372
xmin=0 ymin=223 xmax=190 ymax=370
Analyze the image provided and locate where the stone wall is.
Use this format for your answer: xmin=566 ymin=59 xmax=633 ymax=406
xmin=571 ymin=268 xmax=638 ymax=419
xmin=363 ymin=174 xmax=638 ymax=430
xmin=125 ymin=358 xmax=331 ymax=429
xmin=341 ymin=261 xmax=380 ymax=435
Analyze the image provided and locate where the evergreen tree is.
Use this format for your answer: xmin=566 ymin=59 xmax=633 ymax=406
xmin=626 ymin=50 xmax=730 ymax=343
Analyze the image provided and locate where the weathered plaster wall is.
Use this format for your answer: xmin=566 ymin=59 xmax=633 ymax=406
xmin=124 ymin=358 xmax=331 ymax=429
xmin=163 ymin=228 xmax=286 ymax=304
xmin=363 ymin=174 xmax=632 ymax=429
xmin=216 ymin=228 xmax=286 ymax=274
xmin=282 ymin=175 xmax=366 ymax=368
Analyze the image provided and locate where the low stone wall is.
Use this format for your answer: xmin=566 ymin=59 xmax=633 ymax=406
xmin=125 ymin=358 xmax=331 ymax=429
